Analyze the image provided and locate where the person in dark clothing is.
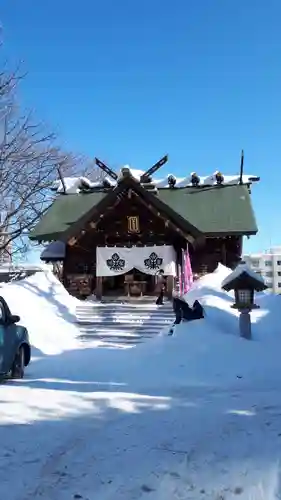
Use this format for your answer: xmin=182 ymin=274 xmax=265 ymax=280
xmin=192 ymin=299 xmax=204 ymax=319
xmin=169 ymin=297 xmax=204 ymax=334
xmin=172 ymin=297 xmax=183 ymax=324
xmin=155 ymin=269 xmax=165 ymax=305
xmin=181 ymin=299 xmax=194 ymax=320
xmin=176 ymin=298 xmax=204 ymax=322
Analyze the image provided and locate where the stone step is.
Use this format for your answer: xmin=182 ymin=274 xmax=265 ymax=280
xmin=75 ymin=301 xmax=174 ymax=344
xmin=78 ymin=330 xmax=163 ymax=343
xmin=78 ymin=323 xmax=171 ymax=332
xmin=76 ymin=305 xmax=173 ymax=311
xmin=76 ymin=306 xmax=173 ymax=313
xmin=78 ymin=336 xmax=145 ymax=346
xmin=76 ymin=314 xmax=173 ymax=320
xmin=78 ymin=332 xmax=143 ymax=341
xmin=78 ymin=328 xmax=143 ymax=336
xmin=76 ymin=301 xmax=172 ymax=307
xmin=76 ymin=305 xmax=174 ymax=312
xmin=76 ymin=306 xmax=173 ymax=314
xmin=76 ymin=314 xmax=174 ymax=323
xmin=77 ymin=325 xmax=173 ymax=332
xmin=78 ymin=314 xmax=173 ymax=321
xmin=75 ymin=309 xmax=174 ymax=316
xmin=76 ymin=306 xmax=174 ymax=320
xmin=85 ymin=297 xmax=171 ymax=304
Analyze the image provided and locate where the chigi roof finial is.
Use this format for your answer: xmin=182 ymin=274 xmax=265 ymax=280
xmin=239 ymin=150 xmax=244 ymax=185
xmin=140 ymin=155 xmax=168 ymax=183
xmin=95 ymin=158 xmax=118 ymax=181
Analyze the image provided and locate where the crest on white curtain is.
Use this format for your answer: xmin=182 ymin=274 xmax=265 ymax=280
xmin=106 ymin=253 xmax=125 ymax=271
xmin=96 ymin=245 xmax=176 ymax=277
xmin=144 ymin=252 xmax=163 ymax=270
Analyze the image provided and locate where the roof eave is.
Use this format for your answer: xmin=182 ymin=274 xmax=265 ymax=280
xmin=204 ymin=229 xmax=258 ymax=237
xmin=29 ymin=232 xmax=63 ymax=243
xmin=29 ymin=227 xmax=258 ymax=244
xmin=40 ymin=256 xmax=64 ymax=262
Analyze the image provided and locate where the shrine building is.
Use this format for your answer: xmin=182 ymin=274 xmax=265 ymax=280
xmin=29 ymin=156 xmax=259 ymax=300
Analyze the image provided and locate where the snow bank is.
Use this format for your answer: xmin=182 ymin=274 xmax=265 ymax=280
xmin=0 ymin=261 xmax=279 ymax=392
xmin=0 ymin=270 xmax=79 ymax=355
xmin=120 ymin=264 xmax=281 ymax=392
xmin=183 ymin=263 xmax=233 ymax=303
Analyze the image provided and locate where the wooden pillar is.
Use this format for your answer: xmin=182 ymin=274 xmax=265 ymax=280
xmin=237 ymin=236 xmax=243 ymax=259
xmin=178 ymin=244 xmax=185 ymax=294
xmin=62 ymin=244 xmax=69 ymax=291
xmin=221 ymin=240 xmax=227 ymax=266
xmin=166 ymin=276 xmax=174 ymax=299
xmin=62 ymin=261 xmax=67 ymax=289
xmin=96 ymin=276 xmax=103 ymax=300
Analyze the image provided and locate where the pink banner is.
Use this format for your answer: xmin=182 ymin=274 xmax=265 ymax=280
xmin=178 ymin=264 xmax=182 ymax=294
xmin=182 ymin=246 xmax=193 ymax=294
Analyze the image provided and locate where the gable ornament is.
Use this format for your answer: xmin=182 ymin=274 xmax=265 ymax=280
xmin=127 ymin=215 xmax=140 ymax=234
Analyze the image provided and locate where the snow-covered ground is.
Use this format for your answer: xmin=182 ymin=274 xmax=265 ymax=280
xmin=1 ymin=266 xmax=281 ymax=499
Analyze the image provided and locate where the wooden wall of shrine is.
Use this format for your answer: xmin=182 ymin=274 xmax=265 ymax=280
xmin=189 ymin=235 xmax=242 ymax=277
xmin=61 ymin=191 xmax=243 ymax=298
xmin=62 ymin=191 xmax=185 ymax=297
xmin=62 ymin=235 xmax=242 ymax=298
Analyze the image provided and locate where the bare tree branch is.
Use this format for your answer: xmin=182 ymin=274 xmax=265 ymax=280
xmin=0 ymin=49 xmax=102 ymax=260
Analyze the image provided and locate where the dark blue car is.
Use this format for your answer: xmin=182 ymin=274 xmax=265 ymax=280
xmin=0 ymin=297 xmax=31 ymax=379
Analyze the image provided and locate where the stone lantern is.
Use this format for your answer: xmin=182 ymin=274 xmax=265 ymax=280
xmin=221 ymin=262 xmax=267 ymax=340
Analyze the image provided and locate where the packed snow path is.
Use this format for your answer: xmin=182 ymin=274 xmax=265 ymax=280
xmin=75 ymin=300 xmax=175 ymax=346
xmin=1 ymin=353 xmax=281 ymax=500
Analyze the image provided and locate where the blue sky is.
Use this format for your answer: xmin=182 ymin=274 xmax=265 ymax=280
xmin=1 ymin=0 xmax=281 ymax=259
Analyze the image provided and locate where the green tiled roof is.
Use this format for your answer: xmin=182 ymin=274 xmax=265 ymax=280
xmin=29 ymin=183 xmax=257 ymax=242
xmin=158 ymin=184 xmax=257 ymax=235
xmin=30 ymin=191 xmax=106 ymax=241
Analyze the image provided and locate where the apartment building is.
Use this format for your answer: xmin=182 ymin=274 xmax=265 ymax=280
xmin=243 ymin=247 xmax=281 ymax=293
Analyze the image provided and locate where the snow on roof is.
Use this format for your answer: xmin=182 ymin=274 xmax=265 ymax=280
xmin=156 ymin=173 xmax=259 ymax=188
xmin=221 ymin=262 xmax=266 ymax=289
xmin=117 ymin=166 xmax=144 ymax=181
xmin=52 ymin=177 xmax=101 ymax=194
xmin=40 ymin=241 xmax=66 ymax=260
xmin=51 ymin=170 xmax=260 ymax=194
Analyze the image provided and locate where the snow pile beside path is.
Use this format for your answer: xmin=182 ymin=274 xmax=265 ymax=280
xmin=123 ymin=264 xmax=281 ymax=391
xmin=0 ymin=270 xmax=79 ymax=355
xmin=183 ymin=263 xmax=233 ymax=304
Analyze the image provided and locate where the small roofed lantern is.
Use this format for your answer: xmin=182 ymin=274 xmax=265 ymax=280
xmin=221 ymin=261 xmax=267 ymax=339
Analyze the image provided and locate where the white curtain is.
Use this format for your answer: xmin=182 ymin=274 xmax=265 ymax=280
xmin=96 ymin=245 xmax=176 ymax=277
